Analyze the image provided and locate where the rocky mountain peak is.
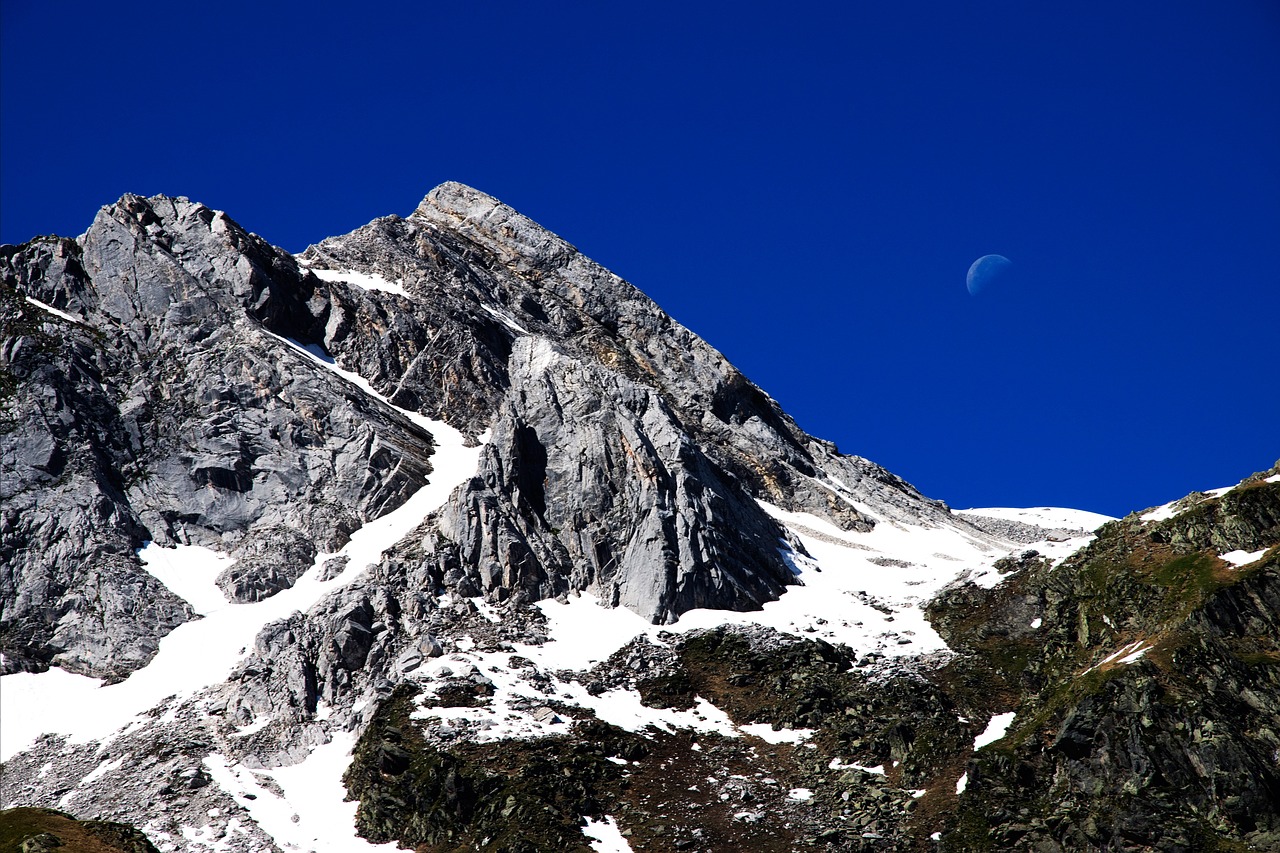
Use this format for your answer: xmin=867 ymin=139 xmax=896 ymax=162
xmin=414 ymin=181 xmax=576 ymax=262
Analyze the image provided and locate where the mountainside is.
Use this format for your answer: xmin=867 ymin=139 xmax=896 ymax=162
xmin=2 ymin=185 xmax=1276 ymax=852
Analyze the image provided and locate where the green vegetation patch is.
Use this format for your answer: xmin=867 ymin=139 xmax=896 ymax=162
xmin=0 ymin=808 xmax=159 ymax=853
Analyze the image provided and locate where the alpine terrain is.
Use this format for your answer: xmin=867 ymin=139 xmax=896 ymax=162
xmin=2 ymin=184 xmax=1278 ymax=852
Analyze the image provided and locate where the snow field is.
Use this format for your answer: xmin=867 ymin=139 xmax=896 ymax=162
xmin=205 ymin=732 xmax=399 ymax=853
xmin=0 ymin=415 xmax=479 ymax=761
xmin=138 ymin=543 xmax=233 ymax=615
xmin=582 ymin=816 xmax=634 ymax=853
xmin=1085 ymin=639 xmax=1155 ymax=674
xmin=957 ymin=506 xmax=1114 ymax=531
xmin=390 ymin=496 xmax=1101 ymax=796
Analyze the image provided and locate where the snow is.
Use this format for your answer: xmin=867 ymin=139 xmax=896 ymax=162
xmin=738 ymin=723 xmax=813 ymax=744
xmin=205 ymin=732 xmax=399 ymax=853
xmin=177 ymin=819 xmax=250 ymax=853
xmin=1221 ymin=548 xmax=1268 ymax=568
xmin=409 ymin=657 xmax=742 ymax=742
xmin=829 ymin=758 xmax=884 ymax=774
xmin=1030 ymin=617 xmax=1042 ymax=629
xmin=1140 ymin=502 xmax=1180 ymax=523
xmin=582 ymin=816 xmax=634 ymax=853
xmin=1140 ymin=480 xmax=1255 ymax=523
xmin=788 ymin=788 xmax=814 ymax=801
xmin=390 ymin=493 xmax=1108 ymax=760
xmin=973 ymin=712 xmax=1015 ymax=750
xmin=0 ymin=336 xmax=485 ymax=762
xmin=581 ymin=693 xmax=739 ymax=738
xmin=58 ymin=755 xmax=124 ymax=808
xmin=480 ymin=303 xmax=530 ymax=334
xmin=671 ymin=502 xmax=963 ymax=651
xmin=230 ymin=717 xmax=271 ymax=739
xmin=957 ymin=506 xmax=1113 ymax=531
xmin=1085 ymin=639 xmax=1154 ymax=674
xmin=137 ymin=543 xmax=233 ymax=615
xmin=955 ymin=772 xmax=968 ymax=794
xmin=533 ymin=593 xmax=654 ymax=670
xmin=24 ymin=295 xmax=83 ymax=324
xmin=1118 ymin=644 xmax=1151 ymax=665
xmin=307 ymin=267 xmax=410 ymax=298
xmin=1267 ymin=474 xmax=1280 ymax=484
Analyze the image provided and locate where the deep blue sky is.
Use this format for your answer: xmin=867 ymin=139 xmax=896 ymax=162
xmin=4 ymin=2 xmax=1278 ymax=517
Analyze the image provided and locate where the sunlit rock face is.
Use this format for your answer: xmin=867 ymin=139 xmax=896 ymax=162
xmin=0 ymin=184 xmax=941 ymax=678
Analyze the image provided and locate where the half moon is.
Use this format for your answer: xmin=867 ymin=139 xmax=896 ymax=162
xmin=966 ymin=254 xmax=1012 ymax=295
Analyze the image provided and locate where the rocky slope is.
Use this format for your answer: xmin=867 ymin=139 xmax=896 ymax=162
xmin=932 ymin=472 xmax=1280 ymax=851
xmin=1 ymin=185 xmax=1275 ymax=852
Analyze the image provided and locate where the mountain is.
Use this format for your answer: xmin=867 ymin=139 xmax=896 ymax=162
xmin=2 ymin=184 xmax=1277 ymax=852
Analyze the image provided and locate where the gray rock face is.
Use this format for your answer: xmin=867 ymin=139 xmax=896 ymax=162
xmin=434 ymin=336 xmax=799 ymax=622
xmin=284 ymin=182 xmax=959 ymax=619
xmin=2 ymin=196 xmax=436 ymax=677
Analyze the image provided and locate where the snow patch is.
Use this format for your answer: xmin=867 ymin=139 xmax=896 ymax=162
xmin=480 ymin=303 xmax=530 ymax=334
xmin=586 ymin=693 xmax=739 ymax=738
xmin=1140 ymin=502 xmax=1180 ymax=523
xmin=533 ymin=594 xmax=654 ymax=670
xmin=308 ymin=267 xmax=410 ymax=298
xmin=58 ymin=755 xmax=125 ymax=807
xmin=583 ymin=816 xmax=633 ymax=852
xmin=24 ymin=296 xmax=84 ymax=324
xmin=955 ymin=772 xmax=968 ymax=794
xmin=1030 ymin=617 xmax=1042 ymax=629
xmin=958 ymin=506 xmax=1113 ymax=531
xmin=788 ymin=788 xmax=814 ymax=801
xmin=973 ymin=712 xmax=1015 ymax=750
xmin=137 ymin=543 xmax=233 ymax=616
xmin=738 ymin=723 xmax=813 ymax=744
xmin=1221 ymin=548 xmax=1267 ymax=568
xmin=1141 ymin=482 xmax=1246 ymax=523
xmin=1086 ymin=639 xmax=1154 ymax=674
xmin=829 ymin=758 xmax=885 ymax=775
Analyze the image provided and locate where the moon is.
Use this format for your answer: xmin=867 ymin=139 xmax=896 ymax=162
xmin=966 ymin=254 xmax=1012 ymax=295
